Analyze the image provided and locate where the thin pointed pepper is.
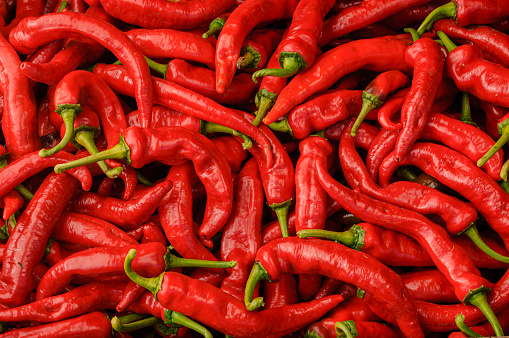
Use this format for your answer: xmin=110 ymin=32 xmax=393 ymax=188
xmin=36 ymin=242 xmax=236 ymax=300
xmin=243 ymin=237 xmax=423 ymax=337
xmin=9 ymin=11 xmax=153 ymax=127
xmin=220 ymin=158 xmax=264 ymax=301
xmin=65 ymin=181 xmax=173 ymax=230
xmin=416 ymin=0 xmax=509 ymax=36
xmin=314 ymin=156 xmax=501 ymax=333
xmin=98 ymin=0 xmax=236 ymax=30
xmin=125 ymin=249 xmax=343 ymax=338
xmin=54 ymin=126 xmax=234 ymax=247
xmin=251 ymin=0 xmax=335 ymax=80
xmin=92 ymin=64 xmax=273 ymax=164
xmin=351 ymin=70 xmax=410 ymax=136
xmin=214 ymin=0 xmax=298 ymax=93
xmin=262 ymin=35 xmax=413 ymax=125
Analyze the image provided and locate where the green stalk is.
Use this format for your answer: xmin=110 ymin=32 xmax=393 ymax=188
xmin=297 ymin=227 xmax=365 ymax=251
xmin=39 ymin=108 xmax=79 ymax=157
xmin=476 ymin=126 xmax=509 ymax=167
xmin=455 ymin=314 xmax=482 ymax=337
xmin=252 ymin=53 xmax=305 ymax=83
xmin=416 ymin=2 xmax=457 ymax=36
xmin=144 ymin=56 xmax=167 ymax=78
xmin=164 ymin=310 xmax=213 ymax=338
xmin=335 ymin=320 xmax=358 ymax=338
xmin=270 ymin=199 xmax=292 ymax=238
xmin=164 ymin=248 xmax=237 ymax=270
xmin=124 ymin=249 xmax=164 ymax=301
xmin=466 ymin=291 xmax=504 ymax=337
xmin=200 ymin=121 xmax=252 ymax=150
xmin=460 ymin=92 xmax=478 ymax=127
xmin=252 ymin=89 xmax=278 ymax=127
xmin=244 ymin=262 xmax=270 ymax=311
xmin=111 ymin=314 xmax=162 ymax=332
xmin=461 ymin=224 xmax=509 ymax=263
xmin=351 ymin=92 xmax=383 ymax=137
xmin=437 ymin=30 xmax=458 ymax=53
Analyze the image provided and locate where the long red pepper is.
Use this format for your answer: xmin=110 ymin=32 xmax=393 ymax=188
xmin=125 ymin=252 xmax=343 ymax=338
xmin=0 ymin=172 xmax=78 ymax=307
xmin=92 ymin=64 xmax=273 ymax=165
xmin=54 ymin=126 xmax=234 ymax=247
xmin=0 ymin=33 xmax=39 ymax=161
xmin=65 ymin=181 xmax=173 ymax=229
xmin=402 ymin=269 xmax=458 ymax=304
xmin=214 ymin=0 xmax=298 ymax=93
xmin=9 ymin=11 xmax=154 ymax=128
xmin=262 ymin=35 xmax=413 ymax=125
xmin=251 ymin=0 xmax=335 ymax=79
xmin=243 ymin=237 xmax=423 ymax=337
xmin=313 ymin=155 xmax=503 ymax=334
xmin=220 ymin=158 xmax=263 ymax=301
xmin=0 ymin=0 xmax=44 ymax=38
xmin=261 ymin=274 xmax=298 ymax=310
xmin=99 ymin=0 xmax=236 ymax=30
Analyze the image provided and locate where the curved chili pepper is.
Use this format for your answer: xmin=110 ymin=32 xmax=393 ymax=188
xmin=267 ymin=90 xmax=365 ymax=139
xmin=0 ymin=33 xmax=40 ymax=161
xmin=318 ymin=0 xmax=431 ymax=47
xmin=0 ymin=171 xmax=81 ymax=307
xmin=0 ymin=311 xmax=112 ymax=337
xmin=252 ymin=0 xmax=335 ymax=81
xmin=261 ymin=273 xmax=298 ymax=310
xmin=146 ymin=58 xmax=259 ymax=106
xmin=126 ymin=28 xmax=216 ymax=70
xmin=379 ymin=142 xmax=509 ymax=254
xmin=0 ymin=0 xmax=44 ymax=39
xmin=262 ymin=35 xmax=413 ymax=125
xmin=99 ymin=0 xmax=235 ymax=30
xmin=417 ymin=0 xmax=509 ymax=36
xmin=9 ymin=12 xmax=154 ymax=128
xmin=125 ymin=252 xmax=343 ymax=338
xmin=214 ymin=0 xmax=298 ymax=93
xmin=402 ymin=269 xmax=458 ymax=304
xmin=92 ymin=64 xmax=273 ymax=164
xmin=351 ymin=70 xmax=410 ymax=136
xmin=211 ymin=136 xmax=247 ymax=173
xmin=37 ymin=242 xmax=236 ymax=300
xmin=0 ymin=191 xmax=23 ymax=221
xmin=55 ymin=126 xmax=234 ymax=247
xmin=66 ymin=181 xmax=172 ymax=229
xmin=314 ymin=155 xmax=502 ymax=333
xmin=242 ymin=237 xmax=423 ymax=337
xmin=220 ymin=158 xmax=263 ymax=301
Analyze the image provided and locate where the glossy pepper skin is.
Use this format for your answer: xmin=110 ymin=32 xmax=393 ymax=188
xmin=125 ymin=255 xmax=343 ymax=338
xmin=55 ymin=126 xmax=233 ymax=247
xmin=0 ymin=172 xmax=79 ymax=307
xmin=263 ymin=35 xmax=413 ymax=125
xmin=9 ymin=11 xmax=153 ymax=128
xmin=244 ymin=237 xmax=423 ymax=338
xmin=214 ymin=0 xmax=298 ymax=93
xmin=0 ymin=32 xmax=39 ymax=161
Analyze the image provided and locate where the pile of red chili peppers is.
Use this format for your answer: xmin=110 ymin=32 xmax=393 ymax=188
xmin=0 ymin=0 xmax=509 ymax=337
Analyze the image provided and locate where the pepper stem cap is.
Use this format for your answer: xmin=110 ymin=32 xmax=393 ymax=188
xmin=39 ymin=108 xmax=79 ymax=157
xmin=466 ymin=291 xmax=504 ymax=337
xmin=351 ymin=92 xmax=383 ymax=136
xmin=269 ymin=199 xmax=292 ymax=238
xmin=416 ymin=2 xmax=457 ymax=36
xmin=164 ymin=310 xmax=213 ymax=338
xmin=244 ymin=262 xmax=270 ymax=311
xmin=335 ymin=320 xmax=358 ymax=338
xmin=124 ymin=249 xmax=164 ymax=301
xmin=164 ymin=247 xmax=237 ymax=270
xmin=252 ymin=53 xmax=306 ymax=82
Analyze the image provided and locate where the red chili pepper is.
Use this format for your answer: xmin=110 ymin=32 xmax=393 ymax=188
xmin=125 ymin=253 xmax=343 ymax=338
xmin=214 ymin=0 xmax=298 ymax=93
xmin=480 ymin=100 xmax=508 ymax=140
xmin=126 ymin=28 xmax=217 ymax=70
xmin=0 ymin=0 xmax=44 ymax=38
xmin=251 ymin=0 xmax=335 ymax=80
xmin=1 ymin=191 xmax=23 ymax=221
xmin=9 ymin=11 xmax=154 ymax=128
xmin=0 ymin=311 xmax=112 ymax=337
xmin=417 ymin=0 xmax=509 ymax=36
xmin=242 ymin=237 xmax=423 ymax=337
xmin=55 ymin=126 xmax=234 ymax=247
xmin=350 ymin=70 xmax=410 ymax=136
xmin=65 ymin=181 xmax=172 ymax=230
xmin=402 ymin=269 xmax=458 ymax=304
xmin=37 ymin=242 xmax=236 ymax=300
xmin=141 ymin=221 xmax=168 ymax=246
xmin=262 ymin=35 xmax=413 ymax=125
xmin=92 ymin=64 xmax=273 ymax=164
xmin=147 ymin=58 xmax=259 ymax=106
xmin=318 ymin=0 xmax=431 ymax=47
xmin=99 ymin=0 xmax=236 ymax=30
xmin=261 ymin=273 xmax=298 ymax=310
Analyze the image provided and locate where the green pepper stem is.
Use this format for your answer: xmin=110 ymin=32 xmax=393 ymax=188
xmin=54 ymin=135 xmax=130 ymax=174
xmin=270 ymin=199 xmax=292 ymax=238
xmin=252 ymin=57 xmax=301 ymax=82
xmin=500 ymin=179 xmax=509 ymax=193
xmin=477 ymin=126 xmax=509 ymax=168
xmin=437 ymin=30 xmax=458 ymax=53
xmin=0 ymin=160 xmax=33 ymax=200
xmin=335 ymin=320 xmax=358 ymax=338
xmin=201 ymin=121 xmax=252 ymax=150
xmin=455 ymin=314 xmax=482 ymax=337
xmin=404 ymin=27 xmax=421 ymax=42
xmin=416 ymin=2 xmax=457 ymax=36
xmin=202 ymin=18 xmax=226 ymax=39
xmin=501 ymin=159 xmax=509 ymax=181
xmin=136 ymin=169 xmax=153 ymax=186
xmin=397 ymin=167 xmax=418 ymax=181
xmin=74 ymin=130 xmax=122 ymax=178
xmin=468 ymin=292 xmax=504 ymax=337
xmin=460 ymin=92 xmax=478 ymax=127
xmin=298 ymin=229 xmax=355 ymax=248
xmin=461 ymin=224 xmax=509 ymax=263
xmin=166 ymin=311 xmax=213 ymax=338
xmin=57 ymin=0 xmax=69 ymax=12
xmin=244 ymin=262 xmax=270 ymax=311
xmin=124 ymin=249 xmax=164 ymax=301
xmin=267 ymin=117 xmax=293 ymax=135
xmin=165 ymin=249 xmax=236 ymax=270
xmin=237 ymin=46 xmax=260 ymax=70
xmin=39 ymin=109 xmax=78 ymax=157
xmin=253 ymin=89 xmax=278 ymax=126
xmin=144 ymin=56 xmax=168 ymax=78
xmin=111 ymin=314 xmax=162 ymax=332
xmin=351 ymin=93 xmax=383 ymax=136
